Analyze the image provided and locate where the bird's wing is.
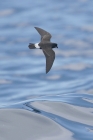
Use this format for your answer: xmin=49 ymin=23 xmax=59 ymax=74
xmin=42 ymin=47 xmax=55 ymax=73
xmin=34 ymin=27 xmax=52 ymax=42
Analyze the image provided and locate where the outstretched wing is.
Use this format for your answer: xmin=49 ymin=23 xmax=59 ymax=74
xmin=34 ymin=27 xmax=52 ymax=42
xmin=42 ymin=47 xmax=55 ymax=73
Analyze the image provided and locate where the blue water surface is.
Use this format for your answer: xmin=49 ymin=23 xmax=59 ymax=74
xmin=0 ymin=0 xmax=93 ymax=140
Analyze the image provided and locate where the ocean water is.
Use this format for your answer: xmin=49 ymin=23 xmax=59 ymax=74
xmin=0 ymin=0 xmax=93 ymax=140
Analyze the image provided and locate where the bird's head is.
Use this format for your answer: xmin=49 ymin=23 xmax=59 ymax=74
xmin=52 ymin=43 xmax=58 ymax=48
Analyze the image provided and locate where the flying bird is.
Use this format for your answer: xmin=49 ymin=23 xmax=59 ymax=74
xmin=28 ymin=27 xmax=58 ymax=73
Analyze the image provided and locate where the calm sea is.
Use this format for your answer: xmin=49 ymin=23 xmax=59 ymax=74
xmin=0 ymin=0 xmax=93 ymax=140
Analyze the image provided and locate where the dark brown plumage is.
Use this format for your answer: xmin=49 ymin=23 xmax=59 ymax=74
xmin=28 ymin=27 xmax=58 ymax=73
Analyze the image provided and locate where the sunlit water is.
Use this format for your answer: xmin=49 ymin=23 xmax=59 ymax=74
xmin=0 ymin=0 xmax=93 ymax=140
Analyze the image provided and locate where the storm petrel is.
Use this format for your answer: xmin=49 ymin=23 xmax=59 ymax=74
xmin=28 ymin=27 xmax=58 ymax=73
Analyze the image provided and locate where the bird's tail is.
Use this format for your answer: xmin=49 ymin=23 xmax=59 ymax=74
xmin=28 ymin=43 xmax=35 ymax=49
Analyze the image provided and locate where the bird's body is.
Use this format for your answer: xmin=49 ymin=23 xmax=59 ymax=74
xmin=28 ymin=27 xmax=58 ymax=73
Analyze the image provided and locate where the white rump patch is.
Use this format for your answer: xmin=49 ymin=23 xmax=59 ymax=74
xmin=35 ymin=43 xmax=40 ymax=49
